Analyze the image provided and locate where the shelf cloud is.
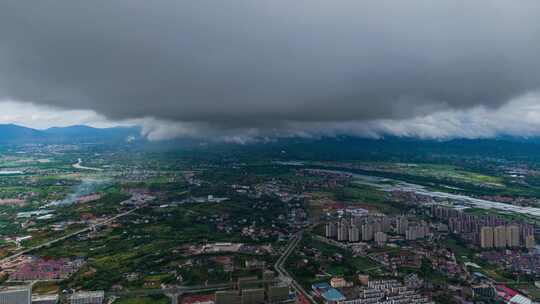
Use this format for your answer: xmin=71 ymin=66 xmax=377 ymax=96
xmin=1 ymin=1 xmax=540 ymax=139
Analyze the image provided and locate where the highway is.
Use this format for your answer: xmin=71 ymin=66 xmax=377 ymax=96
xmin=108 ymin=282 xmax=234 ymax=298
xmin=274 ymin=231 xmax=317 ymax=304
xmin=104 ymin=279 xmax=281 ymax=304
xmin=108 ymin=279 xmax=279 ymax=297
xmin=0 ymin=206 xmax=141 ymax=265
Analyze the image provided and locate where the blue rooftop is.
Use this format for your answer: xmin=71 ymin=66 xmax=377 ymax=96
xmin=321 ymin=288 xmax=346 ymax=302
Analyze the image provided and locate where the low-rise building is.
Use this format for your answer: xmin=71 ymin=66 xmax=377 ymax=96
xmin=215 ymin=291 xmax=240 ymax=304
xmin=330 ymin=277 xmax=349 ymax=288
xmin=241 ymin=288 xmax=265 ymax=304
xmin=69 ymin=291 xmax=104 ymax=304
xmin=0 ymin=285 xmax=31 ymax=304
xmin=267 ymin=285 xmax=289 ymax=303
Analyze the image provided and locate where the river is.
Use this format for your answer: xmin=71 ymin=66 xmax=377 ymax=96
xmin=316 ymin=168 xmax=540 ymax=217
xmin=72 ymin=158 xmax=103 ymax=171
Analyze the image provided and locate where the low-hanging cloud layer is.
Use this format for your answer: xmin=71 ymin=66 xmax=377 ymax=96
xmin=1 ymin=1 xmax=540 ymax=140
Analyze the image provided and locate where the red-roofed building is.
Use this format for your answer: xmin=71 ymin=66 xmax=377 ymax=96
xmin=296 ymin=293 xmax=310 ymax=304
xmin=9 ymin=256 xmax=85 ymax=281
xmin=181 ymin=294 xmax=215 ymax=304
xmin=496 ymin=285 xmax=518 ymax=302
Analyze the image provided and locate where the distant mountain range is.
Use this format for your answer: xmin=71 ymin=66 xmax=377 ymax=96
xmin=3 ymin=124 xmax=540 ymax=163
xmin=0 ymin=124 xmax=141 ymax=144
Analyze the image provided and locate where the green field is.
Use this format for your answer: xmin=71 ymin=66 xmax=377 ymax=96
xmin=334 ymin=184 xmax=407 ymax=214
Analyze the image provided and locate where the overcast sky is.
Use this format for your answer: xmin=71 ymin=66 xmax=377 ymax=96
xmin=1 ymin=1 xmax=540 ymax=141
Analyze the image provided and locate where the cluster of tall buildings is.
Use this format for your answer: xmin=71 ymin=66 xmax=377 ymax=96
xmin=405 ymin=224 xmax=429 ymax=241
xmin=397 ymin=215 xmax=430 ymax=241
xmin=325 ymin=214 xmax=430 ymax=243
xmin=431 ymin=206 xmax=536 ymax=250
xmin=480 ymin=225 xmax=535 ymax=249
xmin=325 ymin=215 xmax=391 ymax=243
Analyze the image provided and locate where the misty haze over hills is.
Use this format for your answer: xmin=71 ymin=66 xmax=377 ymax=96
xmin=1 ymin=1 xmax=540 ymax=140
xmin=3 ymin=124 xmax=540 ymax=163
xmin=0 ymin=124 xmax=140 ymax=144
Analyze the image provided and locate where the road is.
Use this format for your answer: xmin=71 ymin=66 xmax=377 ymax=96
xmin=0 ymin=206 xmax=141 ymax=265
xmin=105 ymin=279 xmax=280 ymax=303
xmin=3 ymin=205 xmax=315 ymax=303
xmin=274 ymin=231 xmax=317 ymax=304
xmin=312 ymin=234 xmax=347 ymax=249
xmin=109 ymin=282 xmax=234 ymax=297
xmin=59 ymin=282 xmax=236 ymax=303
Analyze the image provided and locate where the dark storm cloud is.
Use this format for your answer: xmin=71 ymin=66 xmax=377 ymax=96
xmin=1 ymin=0 xmax=540 ymax=130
